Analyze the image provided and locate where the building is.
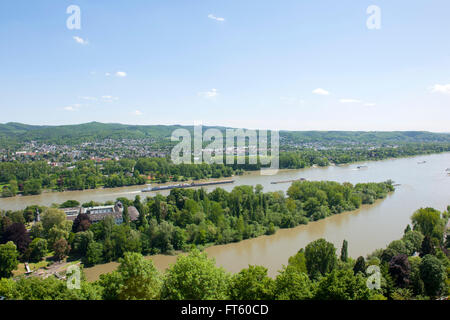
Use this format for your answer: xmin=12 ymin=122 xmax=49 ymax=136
xmin=127 ymin=206 xmax=140 ymax=222
xmin=64 ymin=202 xmax=124 ymax=225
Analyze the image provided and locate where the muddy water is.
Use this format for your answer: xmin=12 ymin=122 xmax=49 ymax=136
xmin=3 ymin=153 xmax=448 ymax=280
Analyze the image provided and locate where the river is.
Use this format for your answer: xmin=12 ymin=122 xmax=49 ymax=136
xmin=1 ymin=153 xmax=449 ymax=280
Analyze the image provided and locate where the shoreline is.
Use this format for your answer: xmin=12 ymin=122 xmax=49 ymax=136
xmin=2 ymin=150 xmax=449 ymax=202
xmin=83 ymin=196 xmax=390 ymax=282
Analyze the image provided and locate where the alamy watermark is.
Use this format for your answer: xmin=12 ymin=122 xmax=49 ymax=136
xmin=170 ymin=124 xmax=279 ymax=175
xmin=367 ymin=5 xmax=381 ymax=30
xmin=66 ymin=5 xmax=81 ymax=30
xmin=66 ymin=265 xmax=81 ymax=290
xmin=366 ymin=265 xmax=381 ymax=290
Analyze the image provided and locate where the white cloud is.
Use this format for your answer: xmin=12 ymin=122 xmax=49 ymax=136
xmin=198 ymin=88 xmax=218 ymax=98
xmin=115 ymin=71 xmax=127 ymax=77
xmin=105 ymin=72 xmax=111 ymax=77
xmin=133 ymin=110 xmax=143 ymax=116
xmin=339 ymin=99 xmax=362 ymax=104
xmin=312 ymin=88 xmax=330 ymax=96
xmin=430 ymin=84 xmax=450 ymax=95
xmin=64 ymin=105 xmax=82 ymax=112
xmin=208 ymin=14 xmax=225 ymax=22
xmin=101 ymin=95 xmax=119 ymax=102
xmin=73 ymin=36 xmax=88 ymax=45
xmin=79 ymin=96 xmax=98 ymax=101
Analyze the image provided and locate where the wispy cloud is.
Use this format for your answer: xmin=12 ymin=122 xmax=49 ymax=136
xmin=73 ymin=36 xmax=88 ymax=45
xmin=339 ymin=98 xmax=362 ymax=104
xmin=79 ymin=96 xmax=98 ymax=101
xmin=312 ymin=88 xmax=330 ymax=96
xmin=198 ymin=88 xmax=218 ymax=99
xmin=64 ymin=106 xmax=76 ymax=112
xmin=430 ymin=84 xmax=450 ymax=95
xmin=116 ymin=71 xmax=127 ymax=77
xmin=104 ymin=71 xmax=127 ymax=77
xmin=208 ymin=14 xmax=225 ymax=22
xmin=101 ymin=95 xmax=119 ymax=102
xmin=64 ymin=104 xmax=82 ymax=112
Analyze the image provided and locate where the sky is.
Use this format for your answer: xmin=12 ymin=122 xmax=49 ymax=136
xmin=0 ymin=0 xmax=449 ymax=132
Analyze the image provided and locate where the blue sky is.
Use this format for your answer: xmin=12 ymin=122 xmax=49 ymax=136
xmin=1 ymin=0 xmax=449 ymax=131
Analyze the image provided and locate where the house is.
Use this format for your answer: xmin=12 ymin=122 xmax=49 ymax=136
xmin=64 ymin=202 xmax=124 ymax=225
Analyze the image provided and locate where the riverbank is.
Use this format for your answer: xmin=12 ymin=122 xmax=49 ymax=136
xmin=2 ymin=149 xmax=449 ymax=203
xmin=83 ymin=197 xmax=390 ymax=282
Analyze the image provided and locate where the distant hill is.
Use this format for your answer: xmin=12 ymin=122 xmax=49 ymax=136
xmin=0 ymin=122 xmax=450 ymax=148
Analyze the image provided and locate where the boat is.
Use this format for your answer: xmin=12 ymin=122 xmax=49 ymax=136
xmin=271 ymin=178 xmax=306 ymax=185
xmin=142 ymin=180 xmax=235 ymax=192
xmin=357 ymin=165 xmax=368 ymax=169
xmin=417 ymin=161 xmax=427 ymax=164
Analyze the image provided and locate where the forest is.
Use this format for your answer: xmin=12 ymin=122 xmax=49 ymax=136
xmin=0 ymin=203 xmax=448 ymax=300
xmin=0 ymin=181 xmax=394 ymax=272
xmin=2 ymin=122 xmax=450 ymax=148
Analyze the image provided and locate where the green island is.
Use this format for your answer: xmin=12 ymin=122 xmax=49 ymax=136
xmin=1 ymin=198 xmax=448 ymax=300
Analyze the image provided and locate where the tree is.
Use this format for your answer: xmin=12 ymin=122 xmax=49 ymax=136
xmin=404 ymin=224 xmax=411 ymax=234
xmin=41 ymin=208 xmax=71 ymax=235
xmin=53 ymin=238 xmax=70 ymax=261
xmin=27 ymin=238 xmax=48 ymax=262
xmin=408 ymin=256 xmax=425 ymax=296
xmin=100 ymin=252 xmax=163 ymax=300
xmin=402 ymin=230 xmax=424 ymax=255
xmin=84 ymin=242 xmax=103 ymax=266
xmin=420 ymin=236 xmax=435 ymax=257
xmin=0 ymin=216 xmax=12 ymax=239
xmin=340 ymin=240 xmax=348 ymax=262
xmin=161 ymin=249 xmax=229 ymax=300
xmin=411 ymin=207 xmax=443 ymax=240
xmin=388 ymin=254 xmax=411 ymax=288
xmin=304 ymin=238 xmax=337 ymax=279
xmin=1 ymin=223 xmax=31 ymax=255
xmin=381 ymin=240 xmax=408 ymax=263
xmin=353 ymin=256 xmax=366 ymax=275
xmin=23 ymin=179 xmax=42 ymax=195
xmin=227 ymin=265 xmax=275 ymax=300
xmin=0 ymin=241 xmax=19 ymax=278
xmin=419 ymin=254 xmax=446 ymax=298
xmin=314 ymin=269 xmax=371 ymax=300
xmin=60 ymin=200 xmax=80 ymax=208
xmin=1 ymin=276 xmax=102 ymax=300
xmin=275 ymin=266 xmax=313 ymax=300
xmin=72 ymin=231 xmax=94 ymax=256
xmin=287 ymin=249 xmax=308 ymax=274
xmin=72 ymin=213 xmax=92 ymax=233
xmin=29 ymin=222 xmax=44 ymax=239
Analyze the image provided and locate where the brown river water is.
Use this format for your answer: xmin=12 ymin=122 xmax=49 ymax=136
xmin=1 ymin=153 xmax=449 ymax=280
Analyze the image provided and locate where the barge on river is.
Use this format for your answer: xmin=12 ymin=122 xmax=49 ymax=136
xmin=271 ymin=178 xmax=306 ymax=185
xmin=142 ymin=180 xmax=235 ymax=192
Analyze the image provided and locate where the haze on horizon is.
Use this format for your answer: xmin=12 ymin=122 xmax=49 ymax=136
xmin=1 ymin=1 xmax=450 ymax=132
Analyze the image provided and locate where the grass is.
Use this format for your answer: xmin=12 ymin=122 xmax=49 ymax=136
xmin=12 ymin=260 xmax=50 ymax=277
